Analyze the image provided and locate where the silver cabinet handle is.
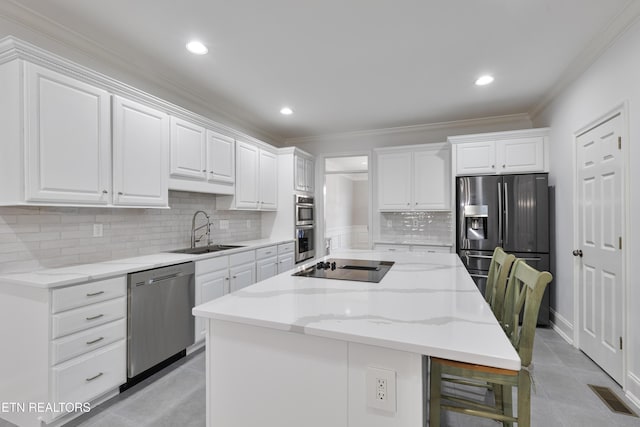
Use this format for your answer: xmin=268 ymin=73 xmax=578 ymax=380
xmin=117 ymin=191 xmax=123 ymax=195
xmin=86 ymin=337 xmax=104 ymax=345
xmin=86 ymin=291 xmax=104 ymax=297
xmin=102 ymin=190 xmax=108 ymax=194
xmin=502 ymin=164 xmax=506 ymax=168
xmin=85 ymin=372 xmax=103 ymax=382
xmin=202 ymin=169 xmax=206 ymax=172
xmin=225 ymin=277 xmax=229 ymax=281
xmin=86 ymin=314 xmax=104 ymax=321
xmin=491 ymin=165 xmax=495 ymax=168
xmin=232 ymin=275 xmax=237 ymax=279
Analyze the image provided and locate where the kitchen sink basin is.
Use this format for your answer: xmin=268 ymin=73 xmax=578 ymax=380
xmin=168 ymin=244 xmax=244 ymax=255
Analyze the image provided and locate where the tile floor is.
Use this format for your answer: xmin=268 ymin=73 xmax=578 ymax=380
xmin=1 ymin=328 xmax=639 ymax=426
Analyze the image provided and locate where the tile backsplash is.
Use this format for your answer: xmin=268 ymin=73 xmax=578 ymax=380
xmin=379 ymin=211 xmax=453 ymax=243
xmin=0 ymin=191 xmax=262 ymax=274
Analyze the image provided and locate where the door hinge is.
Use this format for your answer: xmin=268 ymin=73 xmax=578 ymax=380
xmin=618 ymin=136 xmax=622 ymax=150
xmin=620 ymin=336 xmax=623 ymax=350
xmin=619 ymin=237 xmax=622 ymax=250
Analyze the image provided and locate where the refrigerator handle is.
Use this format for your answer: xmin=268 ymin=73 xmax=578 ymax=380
xmin=504 ymin=181 xmax=509 ymax=247
xmin=497 ymin=182 xmax=503 ymax=246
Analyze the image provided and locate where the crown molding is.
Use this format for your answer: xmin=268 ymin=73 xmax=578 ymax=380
xmin=284 ymin=113 xmax=531 ymax=145
xmin=447 ymin=127 xmax=549 ymax=144
xmin=529 ymin=0 xmax=640 ymax=121
xmin=0 ymin=1 xmax=283 ymax=145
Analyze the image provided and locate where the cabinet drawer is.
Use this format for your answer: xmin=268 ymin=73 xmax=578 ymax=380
xmin=52 ymin=276 xmax=126 ymax=314
xmin=411 ymin=245 xmax=451 ymax=254
xmin=52 ymin=340 xmax=126 ymax=406
xmin=256 ymin=245 xmax=277 ymax=260
xmin=196 ymin=255 xmax=228 ymax=275
xmin=51 ymin=319 xmax=126 ymax=365
xmin=277 ymin=242 xmax=294 ymax=254
xmin=52 ymin=297 xmax=126 ymax=339
xmin=374 ymin=244 xmax=410 ymax=252
xmin=230 ymin=250 xmax=255 ymax=266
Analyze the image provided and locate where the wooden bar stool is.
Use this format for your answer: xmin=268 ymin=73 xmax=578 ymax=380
xmin=429 ymin=259 xmax=552 ymax=427
xmin=484 ymin=247 xmax=516 ymax=325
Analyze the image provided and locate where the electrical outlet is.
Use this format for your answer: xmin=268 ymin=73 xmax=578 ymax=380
xmin=92 ymin=223 xmax=103 ymax=238
xmin=219 ymin=220 xmax=229 ymax=230
xmin=366 ymin=367 xmax=396 ymax=413
xmin=412 ymin=219 xmax=419 ymax=227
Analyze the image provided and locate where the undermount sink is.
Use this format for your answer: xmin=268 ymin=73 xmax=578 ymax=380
xmin=168 ymin=244 xmax=244 ymax=255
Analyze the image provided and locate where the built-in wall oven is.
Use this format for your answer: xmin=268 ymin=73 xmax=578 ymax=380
xmin=295 ymin=195 xmax=315 ymax=263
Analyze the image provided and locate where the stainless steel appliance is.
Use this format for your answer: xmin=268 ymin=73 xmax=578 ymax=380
xmin=295 ymin=194 xmax=315 ymax=225
xmin=295 ymin=194 xmax=316 ymax=263
xmin=126 ymin=262 xmax=195 ymax=383
xmin=292 ymin=259 xmax=394 ymax=283
xmin=456 ymin=173 xmax=551 ymax=325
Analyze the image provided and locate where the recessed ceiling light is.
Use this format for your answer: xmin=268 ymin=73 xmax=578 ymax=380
xmin=186 ymin=40 xmax=208 ymax=55
xmin=475 ymin=75 xmax=494 ymax=86
xmin=280 ymin=107 xmax=293 ymax=115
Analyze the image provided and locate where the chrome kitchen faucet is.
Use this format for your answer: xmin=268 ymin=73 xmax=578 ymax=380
xmin=191 ymin=210 xmax=211 ymax=248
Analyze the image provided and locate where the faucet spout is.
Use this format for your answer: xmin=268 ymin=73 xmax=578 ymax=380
xmin=191 ymin=210 xmax=211 ymax=248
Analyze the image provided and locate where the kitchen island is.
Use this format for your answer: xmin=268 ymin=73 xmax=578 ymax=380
xmin=193 ymin=250 xmax=519 ymax=427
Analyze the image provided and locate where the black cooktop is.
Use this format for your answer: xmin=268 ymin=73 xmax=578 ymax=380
xmin=292 ymin=258 xmax=395 ymax=283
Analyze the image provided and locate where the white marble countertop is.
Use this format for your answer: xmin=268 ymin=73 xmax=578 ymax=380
xmin=0 ymin=238 xmax=294 ymax=288
xmin=193 ymin=250 xmax=520 ymax=370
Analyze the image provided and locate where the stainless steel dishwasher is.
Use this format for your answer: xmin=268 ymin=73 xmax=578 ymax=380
xmin=126 ymin=262 xmax=195 ymax=381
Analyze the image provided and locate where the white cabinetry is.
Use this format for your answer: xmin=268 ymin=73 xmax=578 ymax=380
xmin=170 ymin=117 xmax=206 ymax=180
xmin=256 ymin=245 xmax=278 ymax=282
xmin=450 ymin=129 xmax=549 ymax=176
xmin=374 ymin=243 xmax=451 ymax=253
xmin=24 ymin=63 xmax=112 ymax=205
xmin=277 ymin=242 xmax=295 ymax=274
xmin=376 ymin=143 xmax=450 ymax=211
xmin=295 ymin=153 xmax=315 ymax=193
xmin=230 ymin=250 xmax=256 ymax=292
xmin=207 ymin=130 xmax=235 ymax=184
xmin=219 ymin=140 xmax=277 ymax=211
xmin=194 ymin=257 xmax=229 ymax=343
xmin=112 ymin=96 xmax=169 ymax=207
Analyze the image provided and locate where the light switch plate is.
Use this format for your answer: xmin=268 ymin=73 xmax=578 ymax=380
xmin=366 ymin=366 xmax=396 ymax=413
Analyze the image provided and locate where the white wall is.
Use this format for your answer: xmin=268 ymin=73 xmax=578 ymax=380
xmin=532 ymin=17 xmax=640 ymax=401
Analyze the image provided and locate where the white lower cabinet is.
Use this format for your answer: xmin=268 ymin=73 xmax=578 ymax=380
xmin=256 ymin=245 xmax=278 ymax=282
xmin=195 ymin=256 xmax=229 ymax=343
xmin=375 ymin=243 xmax=451 ymax=253
xmin=230 ymin=261 xmax=256 ymax=292
xmin=277 ymin=242 xmax=295 ymax=274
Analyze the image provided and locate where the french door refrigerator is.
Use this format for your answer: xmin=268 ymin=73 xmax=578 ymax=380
xmin=456 ymin=173 xmax=551 ymax=325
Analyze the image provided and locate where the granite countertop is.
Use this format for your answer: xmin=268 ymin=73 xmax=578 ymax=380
xmin=0 ymin=238 xmax=294 ymax=289
xmin=193 ymin=250 xmax=520 ymax=370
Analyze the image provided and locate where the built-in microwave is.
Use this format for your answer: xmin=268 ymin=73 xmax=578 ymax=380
xmin=295 ymin=195 xmax=314 ymax=226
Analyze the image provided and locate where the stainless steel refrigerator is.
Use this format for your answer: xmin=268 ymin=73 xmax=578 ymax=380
xmin=456 ymin=173 xmax=551 ymax=325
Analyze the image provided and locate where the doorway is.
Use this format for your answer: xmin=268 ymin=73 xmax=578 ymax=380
xmin=324 ymin=156 xmax=370 ymax=252
xmin=575 ymin=110 xmax=626 ymax=385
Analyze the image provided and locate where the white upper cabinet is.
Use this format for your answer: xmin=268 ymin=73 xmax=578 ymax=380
xmin=24 ymin=63 xmax=112 ymax=205
xmin=450 ymin=129 xmax=549 ymax=176
xmin=207 ymin=131 xmax=235 ymax=184
xmin=294 ymin=153 xmax=315 ymax=193
xmin=376 ymin=144 xmax=450 ymax=211
xmin=221 ymin=140 xmax=277 ymax=211
xmin=170 ymin=117 xmax=207 ymax=180
xmin=112 ymin=96 xmax=169 ymax=207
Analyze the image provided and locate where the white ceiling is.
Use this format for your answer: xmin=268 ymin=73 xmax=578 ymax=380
xmin=5 ymin=0 xmax=636 ymax=141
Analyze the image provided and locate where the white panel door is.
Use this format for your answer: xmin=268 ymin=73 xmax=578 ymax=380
xmin=413 ymin=146 xmax=450 ymax=210
xmin=24 ymin=63 xmax=111 ymax=204
xmin=257 ymin=256 xmax=278 ymax=282
xmin=577 ymin=114 xmax=623 ymax=384
xmin=207 ymin=131 xmax=235 ymax=184
xmin=230 ymin=263 xmax=256 ymax=292
xmin=294 ymin=155 xmax=306 ymax=191
xmin=235 ymin=141 xmax=259 ymax=209
xmin=112 ymin=96 xmax=169 ymax=207
xmin=496 ymin=137 xmax=544 ymax=173
xmin=377 ymin=151 xmax=412 ymax=210
xmin=278 ymin=254 xmax=295 ymax=274
xmin=304 ymin=158 xmax=315 ymax=193
xmin=455 ymin=142 xmax=496 ymax=175
xmin=259 ymin=149 xmax=278 ymax=210
xmin=195 ymin=269 xmax=227 ymax=342
xmin=170 ymin=117 xmax=206 ymax=180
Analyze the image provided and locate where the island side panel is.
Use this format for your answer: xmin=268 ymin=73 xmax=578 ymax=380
xmin=207 ymin=319 xmax=348 ymax=427
xmin=348 ymin=342 xmax=424 ymax=427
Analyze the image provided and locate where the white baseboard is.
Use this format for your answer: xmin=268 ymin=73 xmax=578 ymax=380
xmin=625 ymin=373 xmax=640 ymax=410
xmin=550 ymin=308 xmax=574 ymax=345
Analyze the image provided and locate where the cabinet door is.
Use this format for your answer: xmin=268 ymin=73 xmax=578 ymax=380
xmin=195 ymin=269 xmax=228 ymax=342
xmin=496 ymin=137 xmax=545 ymax=173
xmin=455 ymin=142 xmax=496 ymax=175
xmin=207 ymin=131 xmax=235 ymax=184
xmin=304 ymin=158 xmax=315 ymax=192
xmin=374 ymin=244 xmax=410 ymax=252
xmin=277 ymin=254 xmax=295 ymax=274
xmin=256 ymin=256 xmax=278 ymax=282
xmin=377 ymin=151 xmax=412 ymax=210
xmin=170 ymin=117 xmax=206 ymax=180
xmin=24 ymin=63 xmax=111 ymax=204
xmin=112 ymin=96 xmax=169 ymax=207
xmin=230 ymin=263 xmax=256 ymax=292
xmin=259 ymin=150 xmax=278 ymax=210
xmin=235 ymin=141 xmax=259 ymax=209
xmin=294 ymin=155 xmax=306 ymax=191
xmin=413 ymin=146 xmax=450 ymax=210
